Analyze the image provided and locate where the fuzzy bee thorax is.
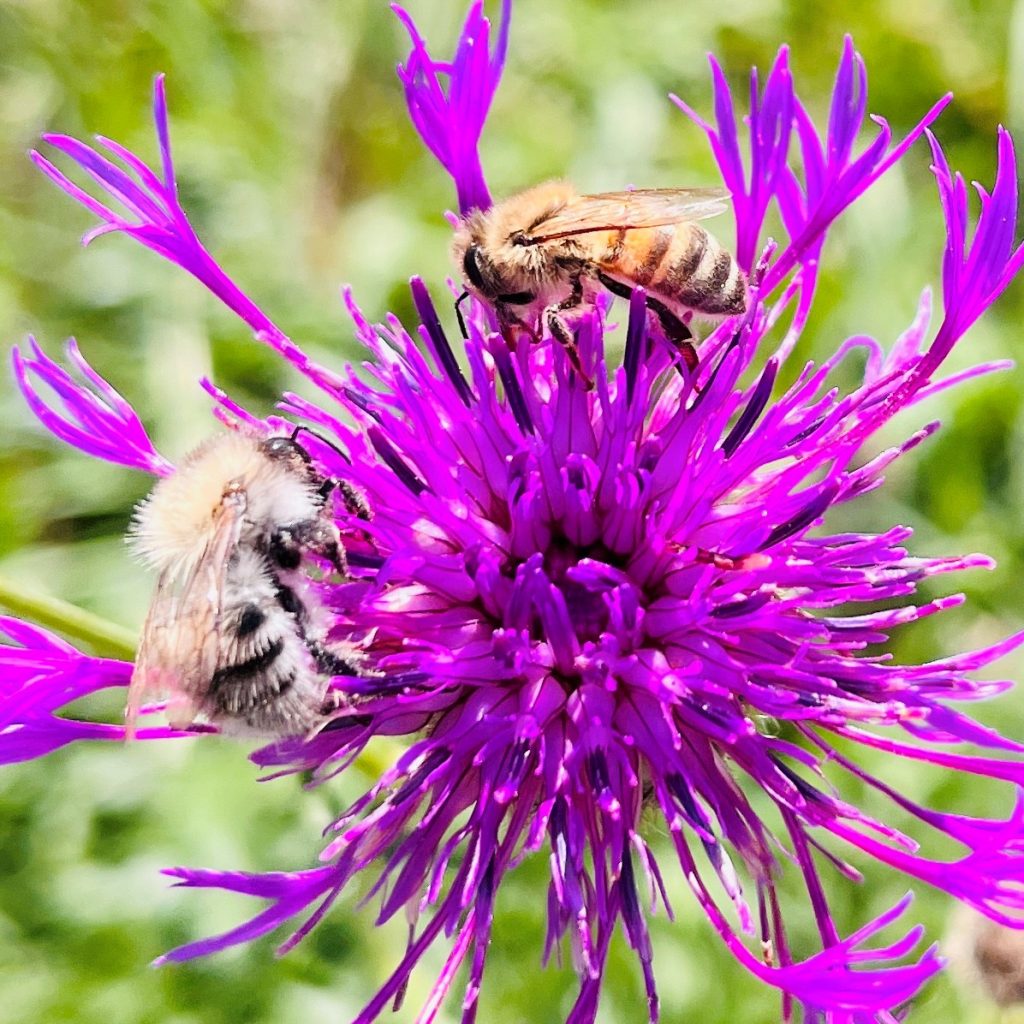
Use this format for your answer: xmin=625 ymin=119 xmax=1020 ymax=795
xmin=129 ymin=433 xmax=321 ymax=577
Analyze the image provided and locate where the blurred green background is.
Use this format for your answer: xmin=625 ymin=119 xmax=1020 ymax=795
xmin=2 ymin=0 xmax=1024 ymax=1021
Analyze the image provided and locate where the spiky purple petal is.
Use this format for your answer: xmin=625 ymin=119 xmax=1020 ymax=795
xmin=673 ymin=37 xmax=951 ymax=299
xmin=32 ymin=76 xmax=294 ymax=357
xmin=0 ymin=618 xmax=188 ymax=763
xmin=393 ymin=0 xmax=510 ymax=214
xmin=12 ymin=338 xmax=171 ymax=475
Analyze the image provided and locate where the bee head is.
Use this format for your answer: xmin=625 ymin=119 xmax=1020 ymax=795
xmin=262 ymin=428 xmax=351 ymax=499
xmin=460 ymin=240 xmax=528 ymax=304
xmin=452 ymin=211 xmax=503 ymax=301
xmin=262 ymin=434 xmax=312 ymax=465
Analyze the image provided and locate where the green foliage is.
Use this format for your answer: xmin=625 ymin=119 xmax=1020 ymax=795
xmin=1 ymin=1 xmax=1023 ymax=1021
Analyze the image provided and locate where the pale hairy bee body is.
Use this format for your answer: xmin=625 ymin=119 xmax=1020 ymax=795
xmin=128 ymin=432 xmax=363 ymax=738
xmin=452 ymin=180 xmax=747 ymax=376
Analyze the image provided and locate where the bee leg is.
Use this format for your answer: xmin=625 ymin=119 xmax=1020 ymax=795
xmin=596 ymin=272 xmax=699 ymax=377
xmin=643 ymin=297 xmax=699 ymax=376
xmin=270 ymin=521 xmax=349 ymax=577
xmin=544 ymin=276 xmax=593 ymax=387
xmin=317 ymin=478 xmax=376 ymax=557
xmin=311 ymin=531 xmax=349 ymax=577
xmin=327 ymin=479 xmax=372 ymax=522
xmin=596 ymin=273 xmax=656 ymax=358
xmin=306 ymin=640 xmax=360 ymax=677
xmin=317 ymin=689 xmax=344 ymax=718
xmin=547 ymin=314 xmax=591 ymax=385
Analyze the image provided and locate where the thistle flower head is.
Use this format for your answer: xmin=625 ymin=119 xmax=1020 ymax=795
xmin=6 ymin=4 xmax=1024 ymax=1023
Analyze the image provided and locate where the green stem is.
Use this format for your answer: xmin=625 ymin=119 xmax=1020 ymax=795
xmin=0 ymin=577 xmax=405 ymax=775
xmin=352 ymin=738 xmax=405 ymax=781
xmin=0 ymin=575 xmax=137 ymax=661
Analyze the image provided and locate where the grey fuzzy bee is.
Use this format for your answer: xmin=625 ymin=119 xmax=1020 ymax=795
xmin=127 ymin=431 xmax=368 ymax=738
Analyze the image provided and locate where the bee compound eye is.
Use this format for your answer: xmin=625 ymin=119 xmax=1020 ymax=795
xmin=463 ymin=244 xmax=486 ymax=290
xmin=262 ymin=435 xmax=311 ymax=462
xmin=263 ymin=436 xmax=292 ymax=456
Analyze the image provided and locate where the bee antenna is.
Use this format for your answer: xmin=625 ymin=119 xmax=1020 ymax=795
xmin=289 ymin=425 xmax=350 ymax=465
xmin=455 ymin=291 xmax=471 ymax=340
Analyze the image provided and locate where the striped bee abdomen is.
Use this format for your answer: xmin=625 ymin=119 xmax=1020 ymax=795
xmin=654 ymin=224 xmax=747 ymax=317
xmin=599 ymin=223 xmax=747 ymax=320
xmin=208 ymin=634 xmax=295 ymax=715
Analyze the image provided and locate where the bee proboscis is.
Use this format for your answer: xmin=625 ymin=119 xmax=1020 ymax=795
xmin=127 ymin=430 xmax=368 ymax=739
xmin=452 ymin=181 xmax=747 ymax=379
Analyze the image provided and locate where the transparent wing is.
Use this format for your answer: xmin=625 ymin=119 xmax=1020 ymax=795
xmin=524 ymin=187 xmax=731 ymax=242
xmin=125 ymin=488 xmax=247 ymax=738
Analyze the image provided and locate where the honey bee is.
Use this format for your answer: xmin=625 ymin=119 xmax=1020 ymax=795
xmin=452 ymin=181 xmax=747 ymax=376
xmin=126 ymin=430 xmax=369 ymax=739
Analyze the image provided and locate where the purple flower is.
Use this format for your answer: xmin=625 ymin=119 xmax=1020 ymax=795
xmin=6 ymin=4 xmax=1024 ymax=1022
xmin=394 ymin=0 xmax=509 ymax=216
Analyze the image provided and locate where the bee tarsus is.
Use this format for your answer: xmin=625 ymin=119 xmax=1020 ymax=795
xmin=336 ymin=478 xmax=373 ymax=522
xmin=541 ymin=272 xmax=593 ymax=386
xmin=306 ymin=639 xmax=361 ymax=677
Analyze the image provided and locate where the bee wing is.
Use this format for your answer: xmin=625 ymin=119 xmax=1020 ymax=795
xmin=523 ymin=187 xmax=731 ymax=242
xmin=126 ymin=487 xmax=247 ymax=739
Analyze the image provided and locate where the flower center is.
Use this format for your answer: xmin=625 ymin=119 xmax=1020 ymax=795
xmin=542 ymin=534 xmax=620 ymax=645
